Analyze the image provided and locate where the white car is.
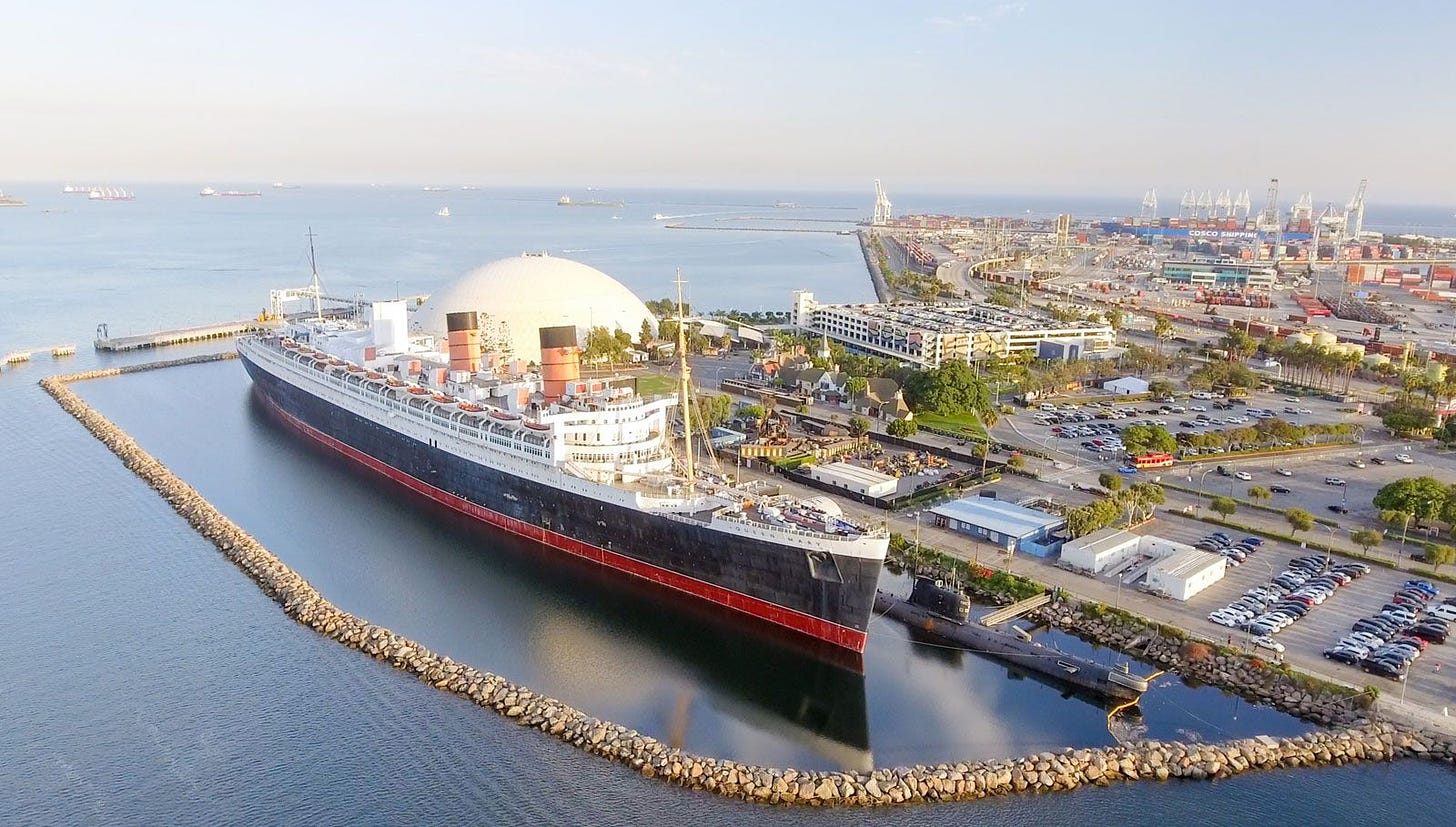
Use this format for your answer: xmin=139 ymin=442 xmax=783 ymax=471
xmin=1251 ymin=635 xmax=1286 ymax=654
xmin=1234 ymin=471 xmax=1252 ymax=481
xmin=1395 ymin=454 xmax=1414 ymax=464
xmin=1190 ymin=405 xmax=1207 ymax=412
xmin=1425 ymin=604 xmax=1456 ymax=622
xmin=1275 ymin=468 xmax=1293 ymax=476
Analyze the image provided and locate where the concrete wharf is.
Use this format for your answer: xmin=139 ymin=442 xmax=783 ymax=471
xmin=94 ymin=320 xmax=266 ymax=352
xmin=3 ymin=344 xmax=77 ymax=364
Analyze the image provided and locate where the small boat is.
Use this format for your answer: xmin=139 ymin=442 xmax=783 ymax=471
xmin=488 ymin=410 xmax=522 ymax=421
xmin=407 ymin=387 xmax=430 ymax=395
xmin=199 ymin=187 xmax=217 ymax=197
xmin=327 ymin=358 xmax=345 ymax=366
xmin=458 ymin=402 xmax=484 ymax=412
xmin=365 ymin=371 xmax=384 ymax=380
xmin=346 ymin=365 xmax=364 ymax=373
xmin=524 ymin=420 xmax=552 ymax=431
xmin=385 ymin=377 xmax=405 ymax=387
xmin=430 ymin=394 xmax=455 ymax=403
xmin=436 ymin=207 xmax=450 ymax=217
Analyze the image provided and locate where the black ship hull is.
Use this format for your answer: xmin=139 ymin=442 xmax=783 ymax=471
xmin=240 ymin=351 xmax=881 ymax=651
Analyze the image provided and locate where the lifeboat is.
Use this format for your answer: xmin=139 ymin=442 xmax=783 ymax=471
xmin=327 ymin=358 xmax=345 ymax=367
xmin=524 ymin=421 xmax=552 ymax=431
xmin=365 ymin=371 xmax=384 ymax=380
xmin=458 ymin=402 xmax=484 ymax=412
xmin=407 ymin=387 xmax=429 ymax=395
xmin=282 ymin=340 xmax=298 ymax=349
xmin=430 ymin=394 xmax=455 ymax=404
xmin=488 ymin=410 xmax=522 ymax=421
xmin=386 ymin=377 xmax=404 ymax=387
xmin=347 ymin=364 xmax=364 ymax=373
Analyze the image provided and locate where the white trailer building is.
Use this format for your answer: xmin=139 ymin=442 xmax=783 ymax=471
xmin=1145 ymin=549 xmax=1227 ymax=601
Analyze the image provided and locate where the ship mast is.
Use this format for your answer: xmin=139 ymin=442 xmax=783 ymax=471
xmin=674 ymin=269 xmax=695 ymax=495
xmin=306 ymin=226 xmax=323 ymax=322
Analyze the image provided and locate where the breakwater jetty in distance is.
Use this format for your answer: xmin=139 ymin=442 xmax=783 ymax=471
xmin=38 ymin=353 xmax=1456 ymax=806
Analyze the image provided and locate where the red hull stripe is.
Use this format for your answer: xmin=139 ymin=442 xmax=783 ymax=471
xmin=259 ymin=394 xmax=868 ymax=652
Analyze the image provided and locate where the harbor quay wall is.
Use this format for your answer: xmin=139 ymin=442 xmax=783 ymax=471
xmin=37 ymin=355 xmax=1456 ymax=807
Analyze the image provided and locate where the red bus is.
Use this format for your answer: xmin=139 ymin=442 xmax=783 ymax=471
xmin=1131 ymin=452 xmax=1175 ymax=470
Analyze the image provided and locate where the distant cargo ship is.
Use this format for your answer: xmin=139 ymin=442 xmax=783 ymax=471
xmin=201 ymin=188 xmax=262 ymax=197
xmin=62 ymin=184 xmax=98 ymax=194
xmin=559 ymin=195 xmax=625 ymax=208
xmin=422 ymin=186 xmax=451 ymax=192
xmin=272 ymin=182 xmax=301 ymax=189
xmin=1100 ymin=217 xmax=1313 ymax=242
xmin=0 ymin=191 xmax=25 ymax=207
xmin=88 ymin=188 xmax=135 ymax=201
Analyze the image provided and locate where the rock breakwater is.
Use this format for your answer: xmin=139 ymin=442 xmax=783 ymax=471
xmin=37 ymin=356 xmax=1456 ymax=806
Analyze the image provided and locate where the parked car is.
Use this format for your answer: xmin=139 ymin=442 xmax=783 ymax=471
xmin=1370 ymin=456 xmax=1387 ymax=465
xmin=1234 ymin=471 xmax=1252 ymax=481
xmin=1276 ymin=468 xmax=1293 ymax=476
xmin=1269 ymin=484 xmax=1292 ymax=494
xmin=1323 ymin=647 xmax=1363 ymax=665
xmin=1325 ymin=477 xmax=1347 ymax=486
xmin=1361 ymin=659 xmax=1407 ymax=681
xmin=1349 ymin=459 xmax=1367 ymax=469
xmin=1329 ymin=505 xmax=1349 ymax=514
xmin=1395 ymin=453 xmax=1414 ymax=464
xmin=1251 ymin=635 xmax=1285 ymax=654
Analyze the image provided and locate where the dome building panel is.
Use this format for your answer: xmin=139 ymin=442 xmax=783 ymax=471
xmin=416 ymin=253 xmax=656 ymax=364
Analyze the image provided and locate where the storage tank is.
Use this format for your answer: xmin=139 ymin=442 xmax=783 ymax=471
xmin=1363 ymin=353 xmax=1391 ymax=368
xmin=1285 ymin=331 xmax=1313 ymax=346
xmin=1313 ymin=331 xmax=1338 ymax=348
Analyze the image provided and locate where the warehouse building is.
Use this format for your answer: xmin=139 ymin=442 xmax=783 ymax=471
xmin=1102 ymin=376 xmax=1150 ymax=396
xmin=790 ymin=291 xmax=1114 ymax=368
xmin=805 ymin=462 xmax=899 ymax=498
xmin=1145 ymin=549 xmax=1227 ymax=601
xmin=1058 ymin=527 xmax=1141 ymax=574
xmin=928 ymin=497 xmax=1065 ymax=556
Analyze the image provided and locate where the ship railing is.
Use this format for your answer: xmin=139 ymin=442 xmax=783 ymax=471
xmin=710 ymin=508 xmax=887 ymax=544
xmin=263 ymin=343 xmax=551 ymax=459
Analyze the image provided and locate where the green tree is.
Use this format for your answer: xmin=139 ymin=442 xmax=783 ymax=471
xmin=1098 ymin=471 xmax=1123 ymax=492
xmin=695 ymin=393 xmax=733 ymax=427
xmin=1121 ymin=424 xmax=1177 ymax=456
xmin=1007 ymin=454 xmax=1027 ymax=470
xmin=1104 ymin=307 xmax=1124 ymax=339
xmin=583 ymin=325 xmax=627 ymax=364
xmin=658 ymin=318 xmax=680 ymax=345
xmin=1382 ymin=405 xmax=1435 ymax=436
xmin=719 ymin=334 xmax=733 ymax=353
xmin=1285 ymin=507 xmax=1314 ymax=538
xmin=1372 ymin=477 xmax=1447 ymax=523
xmin=1424 ymin=544 xmax=1456 ymax=572
xmin=903 ymin=359 xmax=996 ymax=424
xmin=847 ymin=416 xmax=870 ymax=438
xmin=886 ymin=418 xmax=918 ymax=437
xmin=736 ymin=404 xmax=765 ymax=423
xmin=1152 ymin=315 xmax=1174 ymax=354
xmin=1350 ymin=528 xmax=1383 ymax=554
xmin=1209 ymin=496 xmax=1237 ymax=518
xmin=1248 ymin=486 xmax=1271 ymax=505
xmin=845 ymin=375 xmax=869 ymax=400
xmin=1147 ymin=379 xmax=1177 ymax=398
xmin=638 ymin=318 xmax=655 ymax=352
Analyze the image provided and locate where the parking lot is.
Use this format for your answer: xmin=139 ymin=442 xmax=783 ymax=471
xmin=1123 ymin=515 xmax=1456 ymax=713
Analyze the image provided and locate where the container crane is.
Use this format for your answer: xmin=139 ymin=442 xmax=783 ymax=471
xmin=1342 ymin=178 xmax=1367 ymax=243
xmin=872 ymin=179 xmax=893 ymax=225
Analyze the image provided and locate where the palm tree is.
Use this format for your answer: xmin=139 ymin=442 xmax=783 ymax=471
xmin=1153 ymin=315 xmax=1173 ymax=355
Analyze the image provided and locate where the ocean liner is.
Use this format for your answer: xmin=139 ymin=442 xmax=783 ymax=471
xmin=237 ymin=257 xmax=888 ymax=652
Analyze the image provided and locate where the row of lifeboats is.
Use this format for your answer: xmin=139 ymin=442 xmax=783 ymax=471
xmin=282 ymin=337 xmax=552 ymax=434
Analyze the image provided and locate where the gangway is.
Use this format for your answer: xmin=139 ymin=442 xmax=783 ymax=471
xmin=978 ymin=592 xmax=1052 ymax=627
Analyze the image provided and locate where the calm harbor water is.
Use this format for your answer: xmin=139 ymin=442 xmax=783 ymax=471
xmin=3 ymin=185 xmax=1454 ymax=823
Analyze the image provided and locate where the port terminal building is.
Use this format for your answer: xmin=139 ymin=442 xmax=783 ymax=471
xmin=791 ymin=292 xmax=1114 ymax=368
xmin=927 ymin=497 xmax=1065 ymax=556
xmin=1159 ymin=260 xmax=1276 ymax=291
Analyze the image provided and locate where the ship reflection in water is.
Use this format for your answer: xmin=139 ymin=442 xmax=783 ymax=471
xmin=247 ymin=389 xmax=872 ymax=770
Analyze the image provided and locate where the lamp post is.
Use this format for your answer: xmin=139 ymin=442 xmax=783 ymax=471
xmin=1195 ymin=466 xmax=1217 ymax=506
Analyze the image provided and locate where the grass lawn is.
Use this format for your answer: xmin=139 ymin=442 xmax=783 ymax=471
xmin=913 ymin=411 xmax=988 ymax=439
xmin=635 ymin=373 xmax=679 ymax=398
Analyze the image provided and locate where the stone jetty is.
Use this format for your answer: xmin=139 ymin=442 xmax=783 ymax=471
xmin=38 ymin=355 xmax=1456 ymax=806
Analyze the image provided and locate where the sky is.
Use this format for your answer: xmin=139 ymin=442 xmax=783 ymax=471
xmin=5 ymin=0 xmax=1455 ymax=202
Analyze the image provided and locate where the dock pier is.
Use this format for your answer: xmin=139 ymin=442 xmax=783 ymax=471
xmin=3 ymin=344 xmax=78 ymax=366
xmin=94 ymin=320 xmax=267 ymax=352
